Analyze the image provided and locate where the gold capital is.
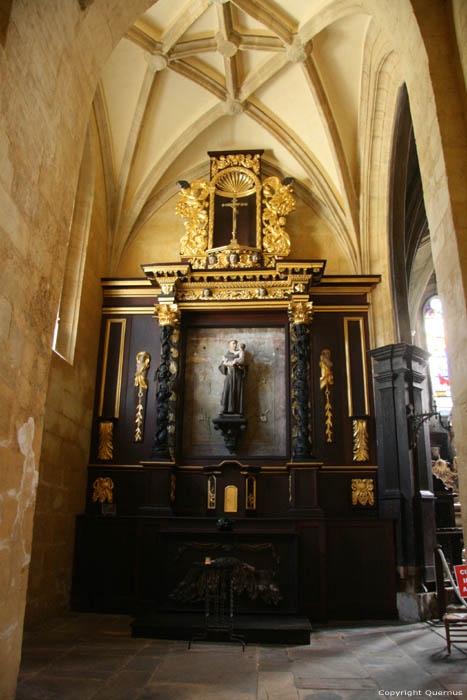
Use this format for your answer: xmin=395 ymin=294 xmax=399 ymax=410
xmin=155 ymin=303 xmax=181 ymax=327
xmin=288 ymin=301 xmax=314 ymax=325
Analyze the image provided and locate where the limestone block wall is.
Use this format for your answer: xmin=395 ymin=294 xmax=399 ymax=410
xmin=0 ymin=1 xmax=153 ymax=697
xmin=25 ymin=157 xmax=109 ymax=625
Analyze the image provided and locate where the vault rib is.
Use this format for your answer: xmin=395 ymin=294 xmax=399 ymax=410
xmin=92 ymin=83 xmax=117 ymax=233
xmin=169 ymin=60 xmax=227 ymax=100
xmin=112 ymin=102 xmax=225 ymax=271
xmin=244 ymin=100 xmax=360 ymax=273
xmin=111 ymin=61 xmax=160 ymax=258
xmin=302 ymin=55 xmax=361 ymax=272
xmin=230 ymin=0 xmax=296 ymax=45
xmin=161 ymin=0 xmax=211 ymax=54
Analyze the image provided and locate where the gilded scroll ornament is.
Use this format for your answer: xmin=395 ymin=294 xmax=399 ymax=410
xmin=92 ymin=477 xmax=114 ymax=504
xmin=134 ymin=351 xmax=151 ymax=442
xmin=175 ymin=180 xmax=210 ymax=257
xmin=288 ymin=301 xmax=314 ymax=325
xmin=155 ymin=303 xmax=181 ymax=327
xmin=352 ymin=418 xmax=369 ymax=461
xmin=262 ymin=176 xmax=295 ymax=257
xmin=319 ymin=348 xmax=334 ymax=443
xmin=97 ymin=421 xmax=113 ymax=461
xmin=211 ymin=153 xmax=260 ymax=176
xmin=351 ymin=478 xmax=375 ymax=506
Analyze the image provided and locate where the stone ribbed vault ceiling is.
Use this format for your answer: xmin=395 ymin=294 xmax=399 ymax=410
xmin=94 ymin=0 xmax=372 ymax=272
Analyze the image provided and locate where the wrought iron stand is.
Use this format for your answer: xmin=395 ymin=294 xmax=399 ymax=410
xmin=189 ymin=559 xmax=246 ymax=651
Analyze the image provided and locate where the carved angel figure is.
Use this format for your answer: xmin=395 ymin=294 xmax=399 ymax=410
xmin=319 ymin=348 xmax=334 ymax=390
xmin=175 ymin=179 xmax=210 ymax=257
xmin=134 ymin=351 xmax=151 ymax=390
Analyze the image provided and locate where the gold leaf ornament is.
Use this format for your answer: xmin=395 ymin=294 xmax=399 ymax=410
xmin=262 ymin=176 xmax=295 ymax=257
xmin=176 ymin=180 xmax=210 ymax=257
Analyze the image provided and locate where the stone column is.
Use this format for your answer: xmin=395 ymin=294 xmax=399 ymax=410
xmin=370 ymin=344 xmax=437 ymax=604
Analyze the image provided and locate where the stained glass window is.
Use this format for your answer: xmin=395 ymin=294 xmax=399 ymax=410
xmin=424 ymin=296 xmax=452 ymax=415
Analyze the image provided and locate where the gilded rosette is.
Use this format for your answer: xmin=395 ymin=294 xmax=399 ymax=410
xmin=351 ymin=478 xmax=375 ymax=506
xmin=176 ymin=180 xmax=210 ymax=257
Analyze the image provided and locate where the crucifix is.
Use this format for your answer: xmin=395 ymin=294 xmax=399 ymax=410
xmin=222 ymin=195 xmax=248 ymax=245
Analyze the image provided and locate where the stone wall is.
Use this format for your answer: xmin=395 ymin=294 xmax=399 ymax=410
xmin=0 ymin=1 xmax=153 ymax=697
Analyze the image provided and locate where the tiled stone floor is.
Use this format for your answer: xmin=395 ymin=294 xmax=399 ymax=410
xmin=16 ymin=613 xmax=467 ymax=699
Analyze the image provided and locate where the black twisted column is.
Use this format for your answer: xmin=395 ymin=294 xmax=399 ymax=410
xmin=289 ymin=301 xmax=314 ymax=461
xmin=151 ymin=304 xmax=180 ymax=461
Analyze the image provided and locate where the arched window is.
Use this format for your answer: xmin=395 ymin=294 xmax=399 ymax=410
xmin=424 ymin=296 xmax=452 ymax=415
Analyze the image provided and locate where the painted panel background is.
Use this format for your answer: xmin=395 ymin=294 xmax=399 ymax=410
xmin=182 ymin=326 xmax=287 ymax=458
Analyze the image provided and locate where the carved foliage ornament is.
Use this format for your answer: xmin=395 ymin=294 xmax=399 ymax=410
xmin=352 ymin=418 xmax=369 ymax=461
xmin=211 ymin=153 xmax=260 ymax=176
xmin=319 ymin=349 xmax=334 ymax=443
xmin=288 ymin=301 xmax=314 ymax=325
xmin=97 ymin=421 xmax=113 ymax=461
xmin=176 ymin=180 xmax=210 ymax=257
xmin=155 ymin=303 xmax=181 ymax=327
xmin=134 ymin=351 xmax=151 ymax=442
xmin=92 ymin=477 xmax=114 ymax=504
xmin=262 ymin=176 xmax=295 ymax=257
xmin=351 ymin=478 xmax=375 ymax=507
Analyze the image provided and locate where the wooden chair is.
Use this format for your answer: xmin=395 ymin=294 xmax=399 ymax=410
xmin=434 ymin=545 xmax=467 ymax=653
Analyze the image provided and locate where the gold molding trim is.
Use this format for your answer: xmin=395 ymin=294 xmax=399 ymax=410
xmin=103 ymin=307 xmax=155 ymax=315
xmin=353 ymin=418 xmax=370 ymax=462
xmin=134 ymin=351 xmax=151 ymax=442
xmin=92 ymin=477 xmax=114 ymax=504
xmin=321 ymin=465 xmax=378 ymax=471
xmin=103 ymin=288 xmax=158 ymax=297
xmin=344 ymin=317 xmax=369 ymax=417
xmin=98 ymin=319 xmax=126 ymax=418
xmin=351 ymin=478 xmax=375 ymax=506
xmin=319 ymin=348 xmax=334 ymax=443
xmin=97 ymin=422 xmax=114 ymax=461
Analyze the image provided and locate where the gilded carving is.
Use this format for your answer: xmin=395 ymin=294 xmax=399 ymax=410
xmin=262 ymin=176 xmax=295 ymax=257
xmin=224 ymin=485 xmax=238 ymax=513
xmin=246 ymin=476 xmax=256 ymax=510
xmin=155 ymin=303 xmax=181 ymax=327
xmin=92 ymin=477 xmax=114 ymax=504
xmin=353 ymin=418 xmax=369 ymax=461
xmin=97 ymin=421 xmax=113 ymax=461
xmin=288 ymin=301 xmax=314 ymax=325
xmin=319 ymin=348 xmax=334 ymax=443
xmin=208 ymin=475 xmax=216 ymax=509
xmin=211 ymin=153 xmax=260 ymax=176
xmin=175 ymin=180 xmax=210 ymax=257
xmin=134 ymin=351 xmax=150 ymax=442
xmin=351 ymin=478 xmax=375 ymax=506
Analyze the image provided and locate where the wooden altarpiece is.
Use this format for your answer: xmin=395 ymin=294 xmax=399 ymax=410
xmin=72 ymin=151 xmax=397 ymax=641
